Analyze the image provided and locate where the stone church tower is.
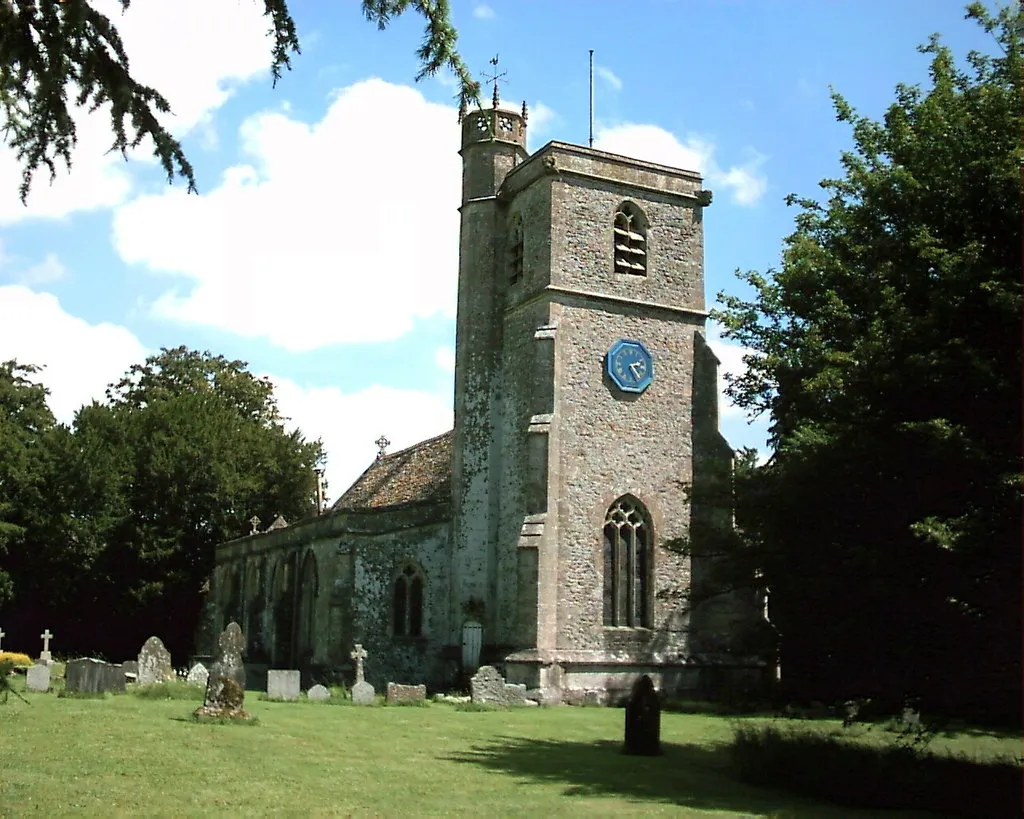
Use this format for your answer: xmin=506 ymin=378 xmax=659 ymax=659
xmin=207 ymin=94 xmax=768 ymax=703
xmin=451 ymin=101 xmax=762 ymax=697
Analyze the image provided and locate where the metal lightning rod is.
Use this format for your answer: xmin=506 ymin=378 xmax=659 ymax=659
xmin=588 ymin=50 xmax=595 ymax=148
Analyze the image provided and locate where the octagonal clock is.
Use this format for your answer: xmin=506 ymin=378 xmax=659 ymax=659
xmin=606 ymin=339 xmax=654 ymax=394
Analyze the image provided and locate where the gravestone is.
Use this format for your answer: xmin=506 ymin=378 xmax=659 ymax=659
xmin=38 ymin=629 xmax=53 ymax=664
xmin=137 ymin=636 xmax=174 ymax=685
xmin=267 ymin=669 xmax=300 ymax=701
xmin=26 ymin=663 xmax=51 ymax=693
xmin=503 ymin=682 xmax=528 ymax=706
xmin=386 ymin=682 xmax=426 ymax=705
xmin=623 ymin=674 xmax=662 ymax=756
xmin=0 ymin=626 xmax=5 ymax=651
xmin=307 ymin=684 xmax=331 ymax=702
xmin=186 ymin=663 xmax=209 ymax=687
xmin=65 ymin=658 xmax=126 ymax=694
xmin=470 ymin=665 xmax=507 ymax=706
xmin=195 ymin=622 xmax=249 ymax=719
xmin=350 ymin=643 xmax=375 ymax=705
xmin=121 ymin=660 xmax=139 ymax=682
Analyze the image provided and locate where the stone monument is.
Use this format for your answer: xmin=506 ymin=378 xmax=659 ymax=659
xmin=195 ymin=622 xmax=249 ymax=720
xmin=137 ymin=636 xmax=174 ymax=685
xmin=350 ymin=644 xmax=375 ymax=705
xmin=38 ymin=629 xmax=53 ymax=665
xmin=26 ymin=663 xmax=51 ymax=693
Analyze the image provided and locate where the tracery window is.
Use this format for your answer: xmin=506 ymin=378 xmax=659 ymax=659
xmin=508 ymin=217 xmax=524 ymax=284
xmin=614 ymin=202 xmax=648 ymax=275
xmin=393 ymin=564 xmax=425 ymax=637
xmin=603 ymin=496 xmax=652 ymax=627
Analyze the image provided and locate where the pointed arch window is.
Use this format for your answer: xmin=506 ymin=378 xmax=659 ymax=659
xmin=603 ymin=496 xmax=652 ymax=627
xmin=508 ymin=216 xmax=524 ymax=285
xmin=614 ymin=202 xmax=648 ymax=275
xmin=393 ymin=564 xmax=425 ymax=637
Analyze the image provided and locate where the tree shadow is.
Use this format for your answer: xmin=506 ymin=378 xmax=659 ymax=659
xmin=444 ymin=736 xmax=918 ymax=817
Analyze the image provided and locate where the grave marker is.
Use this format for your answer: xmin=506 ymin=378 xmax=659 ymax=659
xmin=307 ymin=684 xmax=331 ymax=702
xmin=26 ymin=663 xmax=51 ymax=693
xmin=386 ymin=682 xmax=426 ymax=705
xmin=137 ymin=636 xmax=174 ymax=685
xmin=267 ymin=669 xmax=300 ymax=701
xmin=350 ymin=644 xmax=375 ymax=705
xmin=39 ymin=629 xmax=53 ymax=664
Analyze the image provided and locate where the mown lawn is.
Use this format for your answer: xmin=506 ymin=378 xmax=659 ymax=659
xmin=0 ymin=680 xmax=1014 ymax=817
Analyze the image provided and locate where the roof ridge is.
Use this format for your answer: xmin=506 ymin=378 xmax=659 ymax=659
xmin=378 ymin=428 xmax=453 ymax=461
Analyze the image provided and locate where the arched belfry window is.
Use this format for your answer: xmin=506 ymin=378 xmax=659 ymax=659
xmin=508 ymin=216 xmax=524 ymax=285
xmin=614 ymin=202 xmax=648 ymax=275
xmin=603 ymin=496 xmax=652 ymax=627
xmin=393 ymin=564 xmax=425 ymax=637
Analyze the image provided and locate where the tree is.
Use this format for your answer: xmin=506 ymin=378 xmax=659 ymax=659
xmin=0 ymin=360 xmax=55 ymax=606
xmin=714 ymin=2 xmax=1021 ymax=720
xmin=2 ymin=347 xmax=324 ymax=662
xmin=0 ymin=0 xmax=479 ymax=203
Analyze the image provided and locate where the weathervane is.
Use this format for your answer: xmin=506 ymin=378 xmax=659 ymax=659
xmin=482 ymin=54 xmax=507 ymax=109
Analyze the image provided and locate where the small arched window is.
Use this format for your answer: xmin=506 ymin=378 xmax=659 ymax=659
xmin=393 ymin=564 xmax=425 ymax=637
xmin=603 ymin=496 xmax=652 ymax=627
xmin=508 ymin=216 xmax=524 ymax=285
xmin=614 ymin=202 xmax=648 ymax=275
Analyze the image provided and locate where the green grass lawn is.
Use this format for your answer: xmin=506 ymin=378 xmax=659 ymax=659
xmin=0 ymin=679 xmax=1016 ymax=817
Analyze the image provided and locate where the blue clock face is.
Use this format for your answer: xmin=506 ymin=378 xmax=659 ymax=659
xmin=606 ymin=339 xmax=654 ymax=394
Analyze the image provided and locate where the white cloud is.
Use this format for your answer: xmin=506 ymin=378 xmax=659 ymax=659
xmin=0 ymin=0 xmax=274 ymax=223
xmin=596 ymin=66 xmax=623 ymax=92
xmin=0 ymin=285 xmax=147 ymax=422
xmin=16 ymin=253 xmax=67 ymax=286
xmin=473 ymin=4 xmax=496 ymax=19
xmin=527 ymin=101 xmax=558 ymax=147
xmin=113 ymin=79 xmax=462 ymax=352
xmin=594 ymin=124 xmax=768 ymax=206
xmin=434 ymin=346 xmax=455 ymax=372
xmin=268 ymin=377 xmax=453 ymax=503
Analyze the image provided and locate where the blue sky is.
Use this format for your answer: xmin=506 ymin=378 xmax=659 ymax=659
xmin=0 ymin=0 xmax=995 ymax=500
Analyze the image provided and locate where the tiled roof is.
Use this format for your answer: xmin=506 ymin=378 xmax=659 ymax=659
xmin=331 ymin=431 xmax=452 ymax=511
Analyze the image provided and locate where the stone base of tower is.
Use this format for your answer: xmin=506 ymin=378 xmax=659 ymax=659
xmin=503 ymin=649 xmax=774 ymax=706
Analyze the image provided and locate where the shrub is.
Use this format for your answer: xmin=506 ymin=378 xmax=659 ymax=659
xmin=0 ymin=652 xmax=33 ymax=668
xmin=730 ymin=723 xmax=1022 ymax=817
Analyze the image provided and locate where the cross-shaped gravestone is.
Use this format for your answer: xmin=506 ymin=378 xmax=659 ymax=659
xmin=350 ymin=644 xmax=367 ymax=685
xmin=39 ymin=629 xmax=53 ymax=663
xmin=0 ymin=627 xmax=5 ymax=651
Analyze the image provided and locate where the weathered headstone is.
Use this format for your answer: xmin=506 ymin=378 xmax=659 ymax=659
xmin=195 ymin=622 xmax=249 ymax=720
xmin=65 ymin=658 xmax=126 ymax=694
xmin=470 ymin=665 xmax=507 ymax=706
xmin=26 ymin=663 xmax=51 ymax=693
xmin=350 ymin=643 xmax=375 ymax=705
xmin=267 ymin=669 xmax=301 ymax=701
xmin=186 ymin=663 xmax=209 ymax=687
xmin=137 ymin=636 xmax=174 ymax=685
xmin=386 ymin=682 xmax=426 ymax=705
xmin=503 ymin=682 xmax=528 ymax=706
xmin=307 ymin=684 xmax=331 ymax=702
xmin=623 ymin=674 xmax=662 ymax=756
xmin=38 ymin=629 xmax=53 ymax=664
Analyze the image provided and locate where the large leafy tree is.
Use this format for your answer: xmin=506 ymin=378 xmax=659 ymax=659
xmin=715 ymin=3 xmax=1021 ymax=720
xmin=0 ymin=0 xmax=479 ymax=202
xmin=2 ymin=347 xmax=324 ymax=662
xmin=0 ymin=361 xmax=55 ymax=606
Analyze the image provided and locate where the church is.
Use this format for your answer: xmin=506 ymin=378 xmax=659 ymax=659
xmin=208 ymin=91 xmax=771 ymax=703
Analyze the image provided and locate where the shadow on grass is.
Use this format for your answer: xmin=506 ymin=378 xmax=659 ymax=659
xmin=445 ymin=736 xmax=872 ymax=817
